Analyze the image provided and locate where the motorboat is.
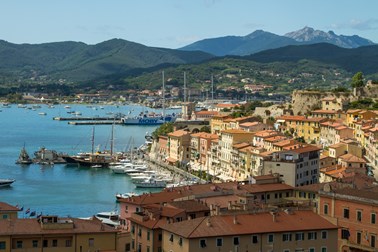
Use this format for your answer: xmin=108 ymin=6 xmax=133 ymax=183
xmin=0 ymin=179 xmax=15 ymax=187
xmin=115 ymin=192 xmax=139 ymax=201
xmin=134 ymin=177 xmax=167 ymax=188
xmin=94 ymin=211 xmax=120 ymax=227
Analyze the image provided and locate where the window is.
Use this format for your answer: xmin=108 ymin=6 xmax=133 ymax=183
xmin=65 ymin=240 xmax=72 ymax=247
xmin=282 ymin=233 xmax=292 ymax=242
xmin=321 ymin=247 xmax=327 ymax=252
xmin=147 ymin=246 xmax=150 ymax=252
xmin=52 ymin=240 xmax=57 ymax=247
xmin=216 ymin=238 xmax=223 ymax=247
xmin=357 ymin=210 xmax=362 ymax=222
xmin=252 ymin=235 xmax=258 ymax=244
xmin=43 ymin=240 xmax=48 ymax=247
xmin=200 ymin=239 xmax=207 ymax=248
xmin=179 ymin=237 xmax=183 ymax=246
xmin=169 ymin=234 xmax=174 ymax=242
xmin=341 ymin=229 xmax=350 ymax=240
xmin=283 ymin=250 xmax=290 ymax=252
xmin=357 ymin=232 xmax=362 ymax=244
xmin=233 ymin=237 xmax=240 ymax=245
xmin=147 ymin=231 xmax=150 ymax=241
xmin=16 ymin=241 xmax=23 ymax=249
xmin=343 ymin=208 xmax=349 ymax=219
xmin=131 ymin=225 xmax=135 ymax=234
xmin=372 ymin=213 xmax=376 ymax=224
xmin=321 ymin=230 xmax=328 ymax=239
xmin=32 ymin=240 xmax=38 ymax=248
xmin=323 ymin=204 xmax=328 ymax=215
xmin=131 ymin=239 xmax=135 ymax=249
xmin=158 ymin=233 xmax=162 ymax=241
xmin=371 ymin=235 xmax=376 ymax=248
xmin=137 ymin=243 xmax=141 ymax=252
xmin=2 ymin=215 xmax=7 ymax=219
xmin=268 ymin=234 xmax=274 ymax=243
xmin=125 ymin=243 xmax=130 ymax=252
xmin=0 ymin=242 xmax=5 ymax=250
xmin=309 ymin=248 xmax=315 ymax=252
xmin=295 ymin=232 xmax=304 ymax=241
xmin=308 ymin=232 xmax=317 ymax=240
xmin=138 ymin=228 xmax=142 ymax=237
xmin=88 ymin=238 xmax=94 ymax=247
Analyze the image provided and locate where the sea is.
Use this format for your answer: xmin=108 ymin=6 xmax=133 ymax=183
xmin=0 ymin=103 xmax=172 ymax=218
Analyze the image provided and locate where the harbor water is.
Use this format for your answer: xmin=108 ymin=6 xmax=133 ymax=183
xmin=0 ymin=104 xmax=168 ymax=217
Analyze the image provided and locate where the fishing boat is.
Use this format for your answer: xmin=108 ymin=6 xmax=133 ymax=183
xmin=121 ymin=71 xmax=177 ymax=125
xmin=15 ymin=146 xmax=33 ymax=165
xmin=0 ymin=179 xmax=15 ymax=187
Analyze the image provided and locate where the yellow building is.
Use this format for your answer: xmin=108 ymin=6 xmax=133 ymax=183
xmin=0 ymin=215 xmax=117 ymax=252
xmin=161 ymin=210 xmax=337 ymax=252
xmin=276 ymin=115 xmax=326 ymax=143
xmin=0 ymin=202 xmax=20 ymax=220
xmin=210 ymin=115 xmax=231 ymax=135
xmin=167 ymin=130 xmax=191 ymax=166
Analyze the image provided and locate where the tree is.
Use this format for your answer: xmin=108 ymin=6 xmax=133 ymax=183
xmin=351 ymin=72 xmax=365 ymax=88
xmin=151 ymin=122 xmax=174 ymax=139
xmin=199 ymin=125 xmax=211 ymax=133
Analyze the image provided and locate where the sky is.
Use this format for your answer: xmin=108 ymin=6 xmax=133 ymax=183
xmin=1 ymin=0 xmax=378 ymax=49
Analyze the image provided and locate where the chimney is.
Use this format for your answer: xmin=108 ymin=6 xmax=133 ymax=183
xmin=270 ymin=211 xmax=277 ymax=222
xmin=215 ymin=205 xmax=220 ymax=216
xmin=233 ymin=215 xmax=238 ymax=224
xmin=206 ymin=218 xmax=212 ymax=227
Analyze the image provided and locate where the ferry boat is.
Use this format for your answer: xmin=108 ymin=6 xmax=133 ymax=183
xmin=121 ymin=112 xmax=177 ymax=125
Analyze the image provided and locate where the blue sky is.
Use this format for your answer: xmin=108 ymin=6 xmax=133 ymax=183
xmin=1 ymin=0 xmax=377 ymax=48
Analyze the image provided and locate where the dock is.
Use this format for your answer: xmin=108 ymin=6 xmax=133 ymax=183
xmin=54 ymin=117 xmax=121 ymax=121
xmin=68 ymin=120 xmax=123 ymax=125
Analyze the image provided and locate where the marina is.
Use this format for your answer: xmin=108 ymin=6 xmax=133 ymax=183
xmin=0 ymin=104 xmax=174 ymax=218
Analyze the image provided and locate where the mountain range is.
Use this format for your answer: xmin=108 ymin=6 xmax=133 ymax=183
xmin=180 ymin=27 xmax=375 ymax=56
xmin=0 ymin=26 xmax=377 ymax=90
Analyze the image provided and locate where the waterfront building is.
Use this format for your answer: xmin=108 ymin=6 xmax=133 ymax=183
xmin=0 ymin=215 xmax=117 ymax=252
xmin=239 ymin=121 xmax=268 ymax=132
xmin=160 ymin=210 xmax=337 ymax=252
xmin=167 ymin=130 xmax=191 ymax=166
xmin=263 ymin=145 xmax=321 ymax=187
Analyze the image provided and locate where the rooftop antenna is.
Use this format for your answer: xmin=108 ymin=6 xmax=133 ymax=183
xmin=184 ymin=71 xmax=187 ymax=103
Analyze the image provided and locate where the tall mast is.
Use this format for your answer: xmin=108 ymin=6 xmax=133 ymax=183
xmin=91 ymin=126 xmax=95 ymax=154
xmin=184 ymin=71 xmax=187 ymax=103
xmin=162 ymin=71 xmax=165 ymax=117
xmin=110 ymin=122 xmax=114 ymax=156
xmin=211 ymin=74 xmax=214 ymax=104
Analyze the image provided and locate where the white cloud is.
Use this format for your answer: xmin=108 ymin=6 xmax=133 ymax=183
xmin=331 ymin=18 xmax=378 ymax=31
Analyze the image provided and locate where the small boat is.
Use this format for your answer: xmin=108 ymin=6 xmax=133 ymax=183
xmin=134 ymin=177 xmax=167 ymax=188
xmin=64 ymin=105 xmax=71 ymax=109
xmin=115 ymin=192 xmax=139 ymax=201
xmin=16 ymin=146 xmax=33 ymax=165
xmin=95 ymin=211 xmax=120 ymax=227
xmin=0 ymin=179 xmax=15 ymax=187
xmin=38 ymin=112 xmax=47 ymax=116
xmin=91 ymin=164 xmax=102 ymax=168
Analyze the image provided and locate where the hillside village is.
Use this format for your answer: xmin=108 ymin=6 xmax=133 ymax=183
xmin=1 ymin=83 xmax=378 ymax=252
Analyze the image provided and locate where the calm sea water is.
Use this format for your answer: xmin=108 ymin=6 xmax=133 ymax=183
xmin=0 ymin=104 xmax=167 ymax=217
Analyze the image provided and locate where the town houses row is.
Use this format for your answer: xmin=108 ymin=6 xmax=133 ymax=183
xmin=151 ymin=96 xmax=378 ymax=185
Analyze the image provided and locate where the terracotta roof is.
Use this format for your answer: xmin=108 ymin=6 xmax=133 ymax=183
xmin=264 ymin=135 xmax=287 ymax=143
xmin=253 ymin=130 xmax=278 ymax=138
xmin=221 ymin=129 xmax=252 ymax=134
xmin=0 ymin=202 xmax=20 ymax=212
xmin=239 ymin=122 xmax=259 ymax=127
xmin=273 ymin=139 xmax=298 ymax=148
xmin=338 ymin=153 xmax=366 ymax=163
xmin=216 ymin=103 xmax=239 ymax=108
xmin=284 ymin=144 xmax=321 ymax=154
xmin=346 ymin=109 xmax=362 ymax=113
xmin=233 ymin=142 xmax=251 ymax=149
xmin=168 ymin=130 xmax=190 ymax=137
xmin=191 ymin=132 xmax=218 ymax=139
xmin=312 ymin=110 xmax=338 ymax=114
xmin=328 ymin=142 xmax=346 ymax=149
xmin=0 ymin=217 xmax=117 ymax=235
xmin=241 ymin=183 xmax=293 ymax=194
xmin=276 ymin=115 xmax=326 ymax=123
xmin=167 ymin=200 xmax=210 ymax=213
xmin=321 ymin=97 xmax=336 ymax=101
xmin=195 ymin=111 xmax=219 ymax=115
xmin=161 ymin=210 xmax=336 ymax=238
